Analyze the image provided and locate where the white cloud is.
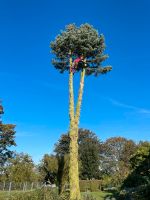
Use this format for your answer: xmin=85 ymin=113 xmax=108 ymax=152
xmin=108 ymin=98 xmax=150 ymax=115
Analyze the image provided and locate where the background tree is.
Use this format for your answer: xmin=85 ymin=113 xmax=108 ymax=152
xmin=0 ymin=102 xmax=16 ymax=175
xmin=122 ymin=141 xmax=150 ymax=187
xmin=6 ymin=153 xmax=37 ymax=183
xmin=57 ymin=154 xmax=69 ymax=194
xmin=130 ymin=141 xmax=150 ymax=170
xmin=55 ymin=128 xmax=101 ymax=190
xmin=51 ymin=23 xmax=112 ymax=200
xmin=38 ymin=154 xmax=58 ymax=184
xmin=0 ymin=124 xmax=16 ymax=166
xmin=100 ymin=137 xmax=137 ymax=186
xmin=121 ymin=141 xmax=150 ymax=200
xmin=78 ymin=129 xmax=101 ymax=180
xmin=38 ymin=153 xmax=69 ymax=194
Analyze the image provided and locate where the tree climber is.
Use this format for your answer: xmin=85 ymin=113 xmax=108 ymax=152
xmin=70 ymin=55 xmax=87 ymax=73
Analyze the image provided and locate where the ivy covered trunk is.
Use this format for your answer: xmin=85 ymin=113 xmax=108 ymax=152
xmin=50 ymin=23 xmax=112 ymax=200
xmin=69 ymin=124 xmax=80 ymax=200
xmin=69 ymin=57 xmax=85 ymax=200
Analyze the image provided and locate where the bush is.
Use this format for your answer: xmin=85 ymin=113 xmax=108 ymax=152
xmin=80 ymin=180 xmax=102 ymax=192
xmin=82 ymin=193 xmax=96 ymax=200
xmin=59 ymin=191 xmax=69 ymax=200
xmin=118 ymin=184 xmax=150 ymax=200
xmin=0 ymin=188 xmax=59 ymax=200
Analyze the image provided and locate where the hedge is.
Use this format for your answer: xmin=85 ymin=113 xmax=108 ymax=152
xmin=80 ymin=180 xmax=102 ymax=192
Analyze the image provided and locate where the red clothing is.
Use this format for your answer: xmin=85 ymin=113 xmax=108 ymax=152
xmin=70 ymin=57 xmax=83 ymax=74
xmin=74 ymin=57 xmax=81 ymax=63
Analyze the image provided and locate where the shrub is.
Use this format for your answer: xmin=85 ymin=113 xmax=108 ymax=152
xmin=0 ymin=188 xmax=59 ymax=200
xmin=80 ymin=180 xmax=102 ymax=192
xmin=118 ymin=184 xmax=150 ymax=200
xmin=82 ymin=193 xmax=96 ymax=200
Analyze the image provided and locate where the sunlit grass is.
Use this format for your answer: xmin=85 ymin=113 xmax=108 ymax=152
xmin=82 ymin=191 xmax=113 ymax=199
xmin=0 ymin=190 xmax=114 ymax=200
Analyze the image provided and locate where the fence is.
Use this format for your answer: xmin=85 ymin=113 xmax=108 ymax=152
xmin=0 ymin=182 xmax=43 ymax=192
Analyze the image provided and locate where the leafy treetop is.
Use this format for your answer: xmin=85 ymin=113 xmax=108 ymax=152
xmin=51 ymin=23 xmax=112 ymax=76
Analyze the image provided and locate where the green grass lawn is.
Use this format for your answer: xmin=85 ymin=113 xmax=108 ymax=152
xmin=0 ymin=190 xmax=114 ymax=200
xmin=0 ymin=190 xmax=32 ymax=199
xmin=82 ymin=191 xmax=114 ymax=200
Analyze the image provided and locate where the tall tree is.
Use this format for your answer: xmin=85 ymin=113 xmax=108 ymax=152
xmin=51 ymin=23 xmax=112 ymax=200
xmin=0 ymin=102 xmax=16 ymax=167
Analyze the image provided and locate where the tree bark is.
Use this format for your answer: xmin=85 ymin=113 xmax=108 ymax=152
xmin=75 ymin=69 xmax=85 ymax=126
xmin=69 ymin=58 xmax=85 ymax=200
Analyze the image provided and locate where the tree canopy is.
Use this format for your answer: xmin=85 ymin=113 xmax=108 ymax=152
xmin=100 ymin=137 xmax=137 ymax=174
xmin=122 ymin=141 xmax=150 ymax=189
xmin=6 ymin=153 xmax=37 ymax=183
xmin=51 ymin=23 xmax=112 ymax=76
xmin=38 ymin=154 xmax=58 ymax=184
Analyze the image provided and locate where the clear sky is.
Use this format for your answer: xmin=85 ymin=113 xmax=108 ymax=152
xmin=0 ymin=0 xmax=150 ymax=163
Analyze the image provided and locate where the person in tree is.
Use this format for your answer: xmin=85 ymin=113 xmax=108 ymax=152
xmin=70 ymin=55 xmax=86 ymax=73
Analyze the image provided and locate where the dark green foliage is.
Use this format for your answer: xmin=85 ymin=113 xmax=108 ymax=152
xmin=122 ymin=142 xmax=150 ymax=188
xmin=57 ymin=155 xmax=69 ymax=194
xmin=119 ymin=184 xmax=150 ymax=200
xmin=54 ymin=129 xmax=101 ymax=180
xmin=0 ymin=103 xmax=16 ymax=167
xmin=130 ymin=141 xmax=150 ymax=169
xmin=38 ymin=154 xmax=58 ymax=184
xmin=55 ymin=134 xmax=70 ymax=156
xmin=135 ymin=184 xmax=150 ymax=200
xmin=57 ymin=156 xmax=66 ymax=193
xmin=0 ymin=124 xmax=16 ymax=166
xmin=118 ymin=142 xmax=150 ymax=200
xmin=51 ymin=23 xmax=112 ymax=76
xmin=79 ymin=130 xmax=101 ymax=180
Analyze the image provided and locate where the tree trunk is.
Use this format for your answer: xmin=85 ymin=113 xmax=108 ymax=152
xmin=75 ymin=69 xmax=85 ymax=126
xmin=69 ymin=55 xmax=85 ymax=199
xmin=69 ymin=125 xmax=80 ymax=200
xmin=69 ymin=55 xmax=80 ymax=200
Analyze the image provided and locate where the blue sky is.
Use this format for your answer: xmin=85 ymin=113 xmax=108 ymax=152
xmin=0 ymin=0 xmax=150 ymax=163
